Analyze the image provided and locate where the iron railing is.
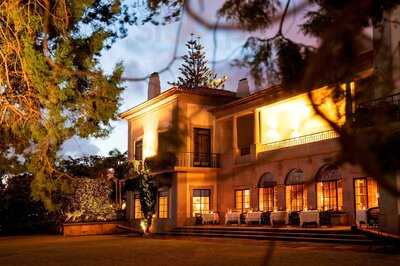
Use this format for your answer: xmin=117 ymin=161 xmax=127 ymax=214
xmin=176 ymin=152 xmax=220 ymax=168
xmin=353 ymin=92 xmax=400 ymax=127
xmin=357 ymin=92 xmax=400 ymax=108
xmin=259 ymin=130 xmax=339 ymax=152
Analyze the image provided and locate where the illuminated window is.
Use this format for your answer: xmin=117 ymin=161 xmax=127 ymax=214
xmin=235 ymin=189 xmax=250 ymax=212
xmin=285 ymin=169 xmax=307 ymax=211
xmin=317 ymin=180 xmax=343 ymax=210
xmin=134 ymin=194 xmax=142 ymax=219
xmin=192 ymin=189 xmax=210 ymax=216
xmin=286 ymin=184 xmax=306 ymax=211
xmin=158 ymin=191 xmax=168 ymax=219
xmin=354 ymin=178 xmax=379 ymax=210
xmin=134 ymin=140 xmax=143 ymax=161
xmin=193 ymin=128 xmax=211 ymax=167
xmin=258 ymin=86 xmax=346 ymax=145
xmin=259 ymin=187 xmax=276 ymax=212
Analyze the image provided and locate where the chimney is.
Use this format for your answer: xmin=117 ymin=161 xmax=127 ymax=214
xmin=148 ymin=72 xmax=160 ymax=100
xmin=237 ymin=78 xmax=249 ymax=97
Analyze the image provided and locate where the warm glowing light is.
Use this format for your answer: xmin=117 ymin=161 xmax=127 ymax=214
xmin=143 ymin=113 xmax=159 ymax=158
xmin=258 ymin=86 xmax=346 ymax=144
xmin=140 ymin=219 xmax=147 ymax=231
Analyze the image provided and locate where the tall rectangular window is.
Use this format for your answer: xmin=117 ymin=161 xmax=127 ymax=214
xmin=158 ymin=191 xmax=169 ymax=219
xmin=235 ymin=189 xmax=250 ymax=212
xmin=286 ymin=184 xmax=306 ymax=211
xmin=134 ymin=194 xmax=142 ymax=219
xmin=354 ymin=178 xmax=379 ymax=210
xmin=193 ymin=128 xmax=211 ymax=167
xmin=192 ymin=189 xmax=210 ymax=216
xmin=259 ymin=187 xmax=276 ymax=212
xmin=237 ymin=114 xmax=254 ymax=156
xmin=134 ymin=139 xmax=143 ymax=161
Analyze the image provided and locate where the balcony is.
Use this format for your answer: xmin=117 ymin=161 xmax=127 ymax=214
xmin=259 ymin=130 xmax=339 ymax=152
xmin=176 ymin=152 xmax=220 ymax=168
xmin=353 ymin=93 xmax=400 ymax=127
xmin=143 ymin=152 xmax=221 ymax=171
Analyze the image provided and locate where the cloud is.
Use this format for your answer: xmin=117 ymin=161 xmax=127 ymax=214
xmin=60 ymin=137 xmax=101 ymax=158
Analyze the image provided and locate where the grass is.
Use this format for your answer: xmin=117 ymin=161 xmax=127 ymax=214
xmin=0 ymin=235 xmax=399 ymax=266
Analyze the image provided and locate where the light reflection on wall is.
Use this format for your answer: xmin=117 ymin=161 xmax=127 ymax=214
xmin=258 ymin=86 xmax=346 ymax=144
xmin=143 ymin=113 xmax=159 ymax=159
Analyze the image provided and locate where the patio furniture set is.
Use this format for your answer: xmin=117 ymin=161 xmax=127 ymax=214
xmin=196 ymin=207 xmax=380 ymax=227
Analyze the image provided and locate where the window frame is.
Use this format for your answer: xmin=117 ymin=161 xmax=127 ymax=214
xmin=235 ymin=188 xmax=251 ymax=213
xmin=316 ymin=180 xmax=343 ymax=211
xmin=258 ymin=187 xmax=275 ymax=212
xmin=134 ymin=193 xmax=143 ymax=220
xmin=193 ymin=127 xmax=212 ymax=167
xmin=285 ymin=184 xmax=306 ymax=211
xmin=158 ymin=190 xmax=169 ymax=219
xmin=134 ymin=139 xmax=143 ymax=161
xmin=353 ymin=177 xmax=379 ymax=211
xmin=192 ymin=189 xmax=211 ymax=217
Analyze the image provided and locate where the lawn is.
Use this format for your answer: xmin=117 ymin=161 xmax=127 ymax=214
xmin=0 ymin=235 xmax=399 ymax=266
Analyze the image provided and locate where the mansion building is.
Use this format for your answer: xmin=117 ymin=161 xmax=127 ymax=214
xmin=121 ymin=12 xmax=400 ymax=236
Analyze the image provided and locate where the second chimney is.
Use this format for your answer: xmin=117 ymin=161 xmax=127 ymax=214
xmin=237 ymin=78 xmax=249 ymax=97
xmin=148 ymin=72 xmax=161 ymax=100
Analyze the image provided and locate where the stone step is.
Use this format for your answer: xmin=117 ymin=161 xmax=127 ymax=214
xmin=158 ymin=231 xmax=373 ymax=245
xmin=170 ymin=228 xmax=367 ymax=240
xmin=174 ymin=226 xmax=355 ymax=234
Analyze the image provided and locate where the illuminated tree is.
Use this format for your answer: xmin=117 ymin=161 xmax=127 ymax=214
xmin=0 ymin=1 xmax=135 ymax=209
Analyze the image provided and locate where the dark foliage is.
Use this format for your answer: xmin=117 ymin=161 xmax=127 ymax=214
xmin=0 ymin=174 xmax=60 ymax=235
xmin=218 ymin=0 xmax=281 ymax=31
xmin=58 ymin=149 xmax=131 ymax=180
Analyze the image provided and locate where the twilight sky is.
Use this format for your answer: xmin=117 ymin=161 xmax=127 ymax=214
xmin=60 ymin=0 xmax=315 ymax=157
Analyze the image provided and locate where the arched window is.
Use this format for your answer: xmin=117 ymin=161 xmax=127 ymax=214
xmin=285 ymin=169 xmax=307 ymax=211
xmin=315 ymin=164 xmax=343 ymax=211
xmin=258 ymin=172 xmax=277 ymax=212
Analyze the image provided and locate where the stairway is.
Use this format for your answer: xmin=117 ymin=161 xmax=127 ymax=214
xmin=158 ymin=226 xmax=373 ymax=245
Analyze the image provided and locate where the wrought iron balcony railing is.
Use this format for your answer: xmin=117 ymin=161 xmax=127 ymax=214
xmin=357 ymin=92 xmax=400 ymax=108
xmin=353 ymin=92 xmax=400 ymax=127
xmin=259 ymin=130 xmax=339 ymax=152
xmin=176 ymin=152 xmax=220 ymax=168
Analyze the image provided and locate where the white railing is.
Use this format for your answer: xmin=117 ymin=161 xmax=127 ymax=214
xmin=259 ymin=130 xmax=339 ymax=152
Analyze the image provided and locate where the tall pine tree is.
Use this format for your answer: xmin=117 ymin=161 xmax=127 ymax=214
xmin=171 ymin=35 xmax=216 ymax=89
xmin=0 ymin=1 xmax=133 ymax=210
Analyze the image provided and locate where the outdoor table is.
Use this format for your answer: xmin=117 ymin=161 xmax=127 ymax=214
xmin=356 ymin=210 xmax=367 ymax=226
xmin=245 ymin=211 xmax=263 ymax=224
xmin=225 ymin=212 xmax=241 ymax=224
xmin=299 ymin=210 xmax=319 ymax=227
xmin=270 ymin=211 xmax=288 ymax=225
xmin=202 ymin=212 xmax=219 ymax=224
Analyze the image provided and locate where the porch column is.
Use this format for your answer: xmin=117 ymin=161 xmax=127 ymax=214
xmin=254 ymin=110 xmax=260 ymax=145
xmin=232 ymin=115 xmax=238 ymax=156
xmin=379 ymin=171 xmax=400 ymax=235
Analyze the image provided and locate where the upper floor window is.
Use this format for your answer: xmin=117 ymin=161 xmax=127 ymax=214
xmin=193 ymin=128 xmax=211 ymax=167
xmin=134 ymin=139 xmax=143 ymax=161
xmin=237 ymin=114 xmax=254 ymax=155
